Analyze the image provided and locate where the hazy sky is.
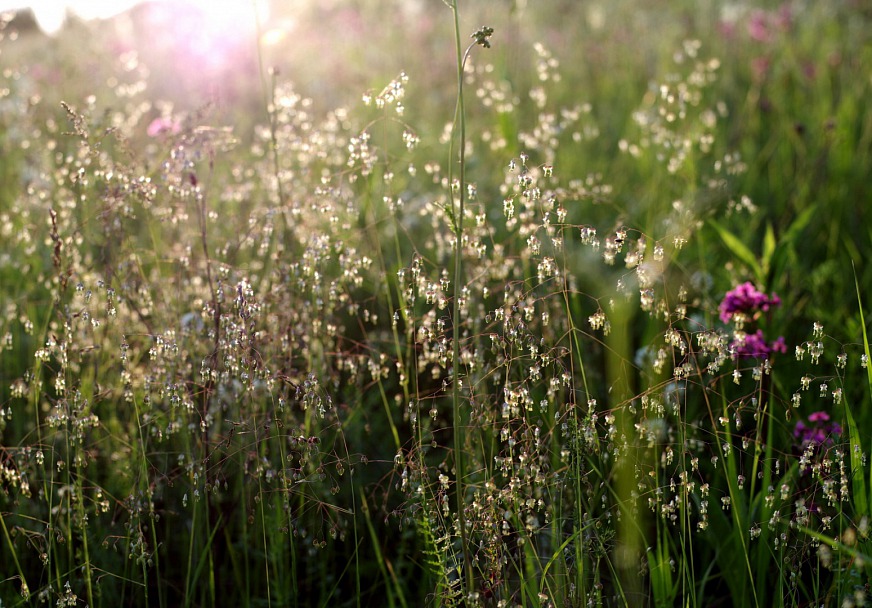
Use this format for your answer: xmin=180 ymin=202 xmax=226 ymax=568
xmin=1 ymin=1 xmax=266 ymax=34
xmin=0 ymin=1 xmax=148 ymax=33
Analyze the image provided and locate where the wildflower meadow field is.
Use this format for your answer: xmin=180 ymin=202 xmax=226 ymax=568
xmin=1 ymin=0 xmax=872 ymax=606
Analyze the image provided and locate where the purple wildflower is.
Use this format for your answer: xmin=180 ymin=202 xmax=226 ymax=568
xmin=720 ymin=283 xmax=786 ymax=359
xmin=730 ymin=329 xmax=787 ymax=359
xmin=748 ymin=10 xmax=772 ymax=42
xmin=147 ymin=117 xmax=181 ymax=137
xmin=770 ymin=336 xmax=787 ymax=354
xmin=794 ymin=411 xmax=841 ymax=448
xmin=807 ymin=411 xmax=830 ymax=423
xmin=719 ymin=282 xmax=781 ymax=323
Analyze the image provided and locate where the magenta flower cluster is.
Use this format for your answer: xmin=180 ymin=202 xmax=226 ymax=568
xmin=719 ymin=282 xmax=786 ymax=359
xmin=794 ymin=411 xmax=841 ymax=449
xmin=719 ymin=282 xmax=782 ymax=323
xmin=734 ymin=330 xmax=787 ymax=358
xmin=147 ymin=117 xmax=181 ymax=137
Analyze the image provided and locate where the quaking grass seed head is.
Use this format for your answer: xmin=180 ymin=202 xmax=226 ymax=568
xmin=471 ymin=26 xmax=494 ymax=49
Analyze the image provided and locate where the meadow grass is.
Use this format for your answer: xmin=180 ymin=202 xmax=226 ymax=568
xmin=1 ymin=1 xmax=872 ymax=606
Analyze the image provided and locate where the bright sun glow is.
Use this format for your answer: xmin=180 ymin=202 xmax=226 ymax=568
xmin=148 ymin=0 xmax=266 ymax=71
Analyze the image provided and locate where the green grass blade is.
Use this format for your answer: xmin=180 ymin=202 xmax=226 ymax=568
xmin=852 ymin=264 xmax=872 ymax=516
xmin=185 ymin=513 xmax=224 ymax=608
xmin=844 ymin=396 xmax=868 ymax=517
xmin=358 ymin=489 xmax=406 ymax=608
xmin=795 ymin=523 xmax=872 ymax=568
xmin=708 ymin=219 xmax=763 ymax=283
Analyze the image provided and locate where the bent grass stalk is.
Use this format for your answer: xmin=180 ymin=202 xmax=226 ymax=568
xmin=445 ymin=0 xmax=470 ymax=591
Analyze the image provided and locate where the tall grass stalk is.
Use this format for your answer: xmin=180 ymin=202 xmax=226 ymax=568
xmin=444 ymin=0 xmax=493 ymax=593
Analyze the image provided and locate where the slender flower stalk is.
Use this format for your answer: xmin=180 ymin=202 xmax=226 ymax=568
xmin=444 ymin=0 xmax=493 ymax=594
